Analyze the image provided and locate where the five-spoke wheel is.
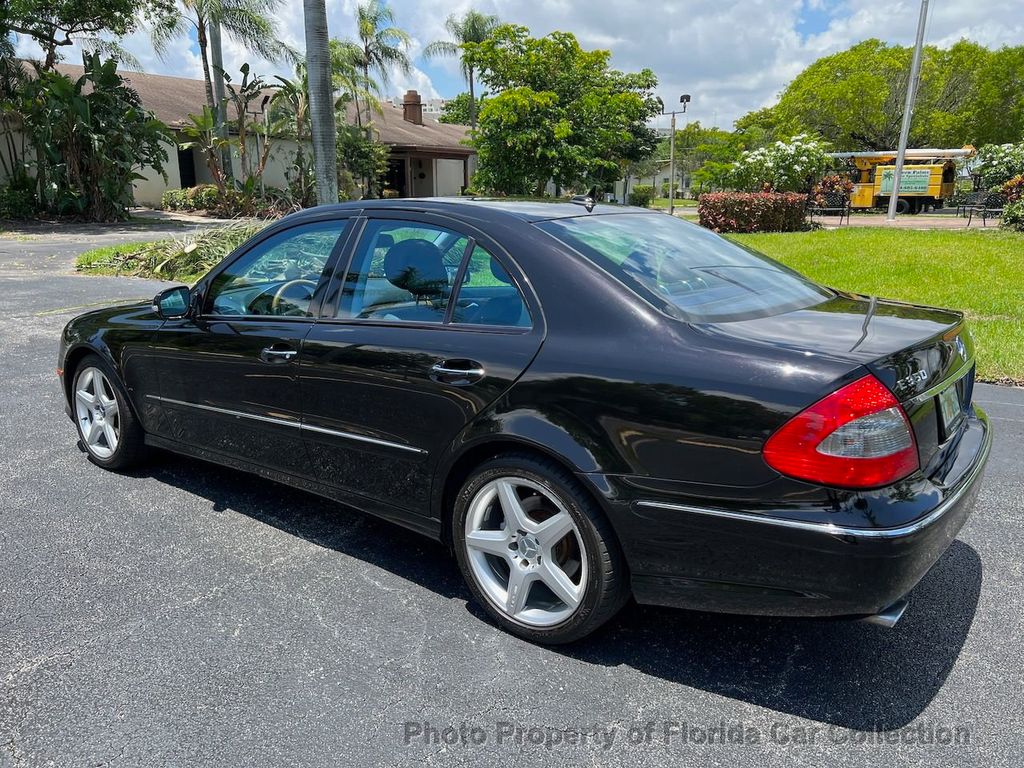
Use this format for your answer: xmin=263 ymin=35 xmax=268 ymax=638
xmin=454 ymin=454 xmax=629 ymax=644
xmin=464 ymin=477 xmax=588 ymax=627
xmin=74 ymin=366 xmax=120 ymax=459
xmin=70 ymin=354 xmax=145 ymax=469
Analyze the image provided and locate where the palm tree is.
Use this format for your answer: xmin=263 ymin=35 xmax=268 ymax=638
xmin=150 ymin=0 xmax=290 ymax=130
xmin=354 ymin=0 xmax=410 ymax=128
xmin=423 ymin=10 xmax=499 ymax=129
xmin=303 ymin=0 xmax=339 ymax=204
xmin=329 ymin=38 xmax=382 ymax=128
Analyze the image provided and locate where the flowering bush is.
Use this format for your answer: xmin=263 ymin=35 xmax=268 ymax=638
xmin=812 ymin=174 xmax=854 ymax=205
xmin=1002 ymin=175 xmax=1024 ymax=203
xmin=727 ymin=134 xmax=833 ymax=192
xmin=698 ymin=192 xmax=808 ymax=233
xmin=976 ymin=143 xmax=1024 ymax=189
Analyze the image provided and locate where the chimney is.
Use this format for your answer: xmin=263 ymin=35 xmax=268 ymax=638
xmin=402 ymin=90 xmax=423 ymax=125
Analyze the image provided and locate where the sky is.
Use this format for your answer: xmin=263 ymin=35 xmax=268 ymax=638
xmin=12 ymin=0 xmax=1024 ymax=129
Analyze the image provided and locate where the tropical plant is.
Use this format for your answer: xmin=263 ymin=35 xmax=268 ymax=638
xmin=222 ymin=63 xmax=274 ymax=180
xmin=20 ymin=54 xmax=170 ymax=220
xmin=149 ymin=0 xmax=291 ymax=155
xmin=329 ymin=38 xmax=382 ymax=127
xmin=304 ymin=0 xmax=339 ymax=204
xmin=424 ymin=10 xmax=499 ymax=129
xmin=1002 ymin=200 xmax=1024 ymax=232
xmin=337 ymin=124 xmax=389 ymax=198
xmin=354 ymin=0 xmax=410 ymax=128
xmin=179 ymin=106 xmax=232 ymax=193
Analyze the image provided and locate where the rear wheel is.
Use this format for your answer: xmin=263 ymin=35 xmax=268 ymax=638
xmin=71 ymin=354 xmax=146 ymax=470
xmin=452 ymin=454 xmax=630 ymax=644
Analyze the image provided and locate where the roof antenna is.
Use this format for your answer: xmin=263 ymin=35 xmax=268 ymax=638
xmin=571 ymin=187 xmax=597 ymax=212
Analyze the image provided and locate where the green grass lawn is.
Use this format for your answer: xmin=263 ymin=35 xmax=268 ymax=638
xmin=650 ymin=197 xmax=698 ymax=209
xmin=728 ymin=228 xmax=1024 ymax=384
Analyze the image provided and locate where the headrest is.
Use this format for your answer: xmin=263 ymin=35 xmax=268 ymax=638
xmin=376 ymin=233 xmax=395 ymax=249
xmin=490 ymin=257 xmax=513 ymax=285
xmin=383 ymin=239 xmax=447 ymax=297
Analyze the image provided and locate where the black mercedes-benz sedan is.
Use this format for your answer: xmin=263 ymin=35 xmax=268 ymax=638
xmin=58 ymin=199 xmax=991 ymax=643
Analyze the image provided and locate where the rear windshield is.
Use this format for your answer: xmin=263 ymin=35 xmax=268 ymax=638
xmin=537 ymin=213 xmax=831 ymax=322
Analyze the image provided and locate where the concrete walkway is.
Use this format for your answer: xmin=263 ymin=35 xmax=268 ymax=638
xmin=812 ymin=213 xmax=1000 ymax=230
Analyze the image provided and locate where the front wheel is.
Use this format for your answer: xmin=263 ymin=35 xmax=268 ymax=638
xmin=452 ymin=454 xmax=630 ymax=644
xmin=71 ymin=354 xmax=146 ymax=470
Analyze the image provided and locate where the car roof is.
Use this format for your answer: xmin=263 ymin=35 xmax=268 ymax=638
xmin=293 ymin=197 xmax=658 ymax=224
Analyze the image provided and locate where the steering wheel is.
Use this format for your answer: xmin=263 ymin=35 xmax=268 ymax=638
xmin=270 ymin=279 xmax=317 ymax=315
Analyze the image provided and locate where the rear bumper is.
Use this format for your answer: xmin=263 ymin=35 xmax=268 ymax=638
xmin=590 ymin=411 xmax=991 ymax=618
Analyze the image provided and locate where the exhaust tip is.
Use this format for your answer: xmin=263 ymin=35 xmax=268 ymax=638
xmin=860 ymin=598 xmax=909 ymax=628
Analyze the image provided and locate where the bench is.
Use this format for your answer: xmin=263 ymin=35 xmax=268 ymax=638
xmin=956 ymin=190 xmax=988 ymax=217
xmin=807 ymin=191 xmax=851 ymax=226
xmin=967 ymin=193 xmax=1005 ymax=227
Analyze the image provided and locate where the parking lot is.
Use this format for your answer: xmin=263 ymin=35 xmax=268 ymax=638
xmin=1 ymin=223 xmax=1021 ymax=767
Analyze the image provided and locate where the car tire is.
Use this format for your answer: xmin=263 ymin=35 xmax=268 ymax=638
xmin=452 ymin=453 xmax=630 ymax=644
xmin=70 ymin=354 xmax=147 ymax=470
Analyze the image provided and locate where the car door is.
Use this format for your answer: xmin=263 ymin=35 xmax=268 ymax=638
xmin=299 ymin=212 xmax=544 ymax=514
xmin=149 ymin=216 xmax=353 ymax=477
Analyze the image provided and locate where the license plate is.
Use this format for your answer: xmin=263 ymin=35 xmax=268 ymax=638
xmin=937 ymin=383 xmax=964 ymax=434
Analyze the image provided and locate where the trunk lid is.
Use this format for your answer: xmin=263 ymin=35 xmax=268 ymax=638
xmin=699 ymin=292 xmax=976 ymax=472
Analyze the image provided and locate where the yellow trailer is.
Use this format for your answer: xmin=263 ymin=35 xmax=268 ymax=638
xmin=827 ymin=147 xmax=975 ymax=214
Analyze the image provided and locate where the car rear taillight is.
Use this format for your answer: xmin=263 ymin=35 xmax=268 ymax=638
xmin=763 ymin=374 xmax=919 ymax=489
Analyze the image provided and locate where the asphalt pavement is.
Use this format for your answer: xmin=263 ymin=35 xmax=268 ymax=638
xmin=1 ymin=222 xmax=1021 ymax=767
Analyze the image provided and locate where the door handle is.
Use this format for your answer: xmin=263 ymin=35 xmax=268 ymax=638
xmin=431 ymin=360 xmax=485 ymax=384
xmin=260 ymin=345 xmax=298 ymax=364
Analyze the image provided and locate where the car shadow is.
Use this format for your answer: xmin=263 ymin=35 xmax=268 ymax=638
xmin=141 ymin=453 xmax=981 ymax=732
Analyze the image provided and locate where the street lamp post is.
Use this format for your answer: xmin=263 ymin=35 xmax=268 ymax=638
xmin=887 ymin=0 xmax=930 ymax=221
xmin=661 ymin=94 xmax=691 ymax=215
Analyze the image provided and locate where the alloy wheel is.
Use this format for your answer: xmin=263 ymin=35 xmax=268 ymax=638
xmin=463 ymin=477 xmax=588 ymax=627
xmin=74 ymin=367 xmax=120 ymax=460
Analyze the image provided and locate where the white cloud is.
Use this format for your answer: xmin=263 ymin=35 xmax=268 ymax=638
xmin=12 ymin=0 xmax=1024 ymax=129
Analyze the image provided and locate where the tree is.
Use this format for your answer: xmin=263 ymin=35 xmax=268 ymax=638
xmin=20 ymin=54 xmax=169 ymax=220
xmin=354 ymin=0 xmax=410 ymax=129
xmin=336 ymin=125 xmax=389 ymax=198
xmin=424 ymin=10 xmax=499 ymax=129
xmin=464 ymin=25 xmax=660 ymax=194
xmin=737 ymin=39 xmax=1024 ymax=151
xmin=329 ymin=38 xmax=382 ymax=128
xmin=5 ymin=0 xmax=173 ymax=69
xmin=303 ymin=0 xmax=338 ymax=204
xmin=150 ymin=0 xmax=291 ymax=172
xmin=437 ymin=91 xmax=484 ymax=126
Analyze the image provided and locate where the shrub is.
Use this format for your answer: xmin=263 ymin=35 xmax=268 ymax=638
xmin=976 ymin=143 xmax=1024 ymax=189
xmin=628 ymin=184 xmax=655 ymax=207
xmin=660 ymin=181 xmax=680 ymax=198
xmin=1002 ymin=200 xmax=1024 ymax=232
xmin=381 ymin=188 xmax=400 ymax=199
xmin=1002 ymin=175 xmax=1024 ymax=203
xmin=0 ymin=184 xmax=37 ymax=219
xmin=698 ymin=191 xmax=808 ymax=233
xmin=187 ymin=184 xmax=221 ymax=210
xmin=160 ymin=188 xmax=187 ymax=210
xmin=728 ymin=134 xmax=833 ymax=192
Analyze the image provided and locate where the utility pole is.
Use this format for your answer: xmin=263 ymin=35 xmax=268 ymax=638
xmin=887 ymin=0 xmax=929 ymax=221
xmin=661 ymin=94 xmax=690 ymax=215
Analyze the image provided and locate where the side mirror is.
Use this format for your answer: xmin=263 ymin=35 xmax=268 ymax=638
xmin=153 ymin=286 xmax=191 ymax=319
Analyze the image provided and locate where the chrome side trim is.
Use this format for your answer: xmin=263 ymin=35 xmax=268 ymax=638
xmin=905 ymin=355 xmax=975 ymax=407
xmin=146 ymin=395 xmax=427 ymax=455
xmin=859 ymin=598 xmax=908 ymax=628
xmin=636 ymin=421 xmax=991 ymax=540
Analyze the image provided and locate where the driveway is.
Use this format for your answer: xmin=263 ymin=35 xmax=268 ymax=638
xmin=1 ymin=225 xmax=1020 ymax=767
